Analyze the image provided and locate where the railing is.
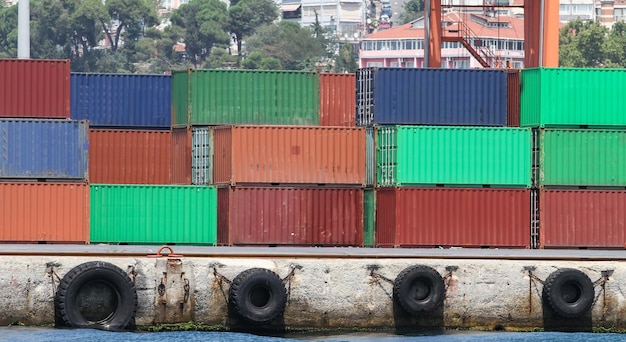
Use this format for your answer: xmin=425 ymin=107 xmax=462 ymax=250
xmin=444 ymin=20 xmax=503 ymax=68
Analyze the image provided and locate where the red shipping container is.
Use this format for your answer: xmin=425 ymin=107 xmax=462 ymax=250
xmin=507 ymin=70 xmax=520 ymax=127
xmin=89 ymin=129 xmax=172 ymax=184
xmin=376 ymin=188 xmax=531 ymax=248
xmin=218 ymin=186 xmax=364 ymax=246
xmin=540 ymin=189 xmax=626 ymax=249
xmin=171 ymin=127 xmax=192 ymax=185
xmin=0 ymin=182 xmax=88 ymax=243
xmin=213 ymin=126 xmax=366 ymax=186
xmin=320 ymin=73 xmax=356 ymax=127
xmin=0 ymin=59 xmax=70 ymax=118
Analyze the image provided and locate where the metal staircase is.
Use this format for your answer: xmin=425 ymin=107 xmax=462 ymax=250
xmin=443 ymin=20 xmax=502 ymax=69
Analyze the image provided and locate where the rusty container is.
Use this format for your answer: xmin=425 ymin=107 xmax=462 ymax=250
xmin=213 ymin=126 xmax=366 ymax=186
xmin=0 ymin=59 xmax=70 ymax=118
xmin=507 ymin=70 xmax=521 ymax=127
xmin=218 ymin=186 xmax=364 ymax=246
xmin=89 ymin=129 xmax=172 ymax=184
xmin=320 ymin=73 xmax=356 ymax=127
xmin=540 ymin=189 xmax=626 ymax=249
xmin=0 ymin=182 xmax=89 ymax=243
xmin=376 ymin=188 xmax=531 ymax=248
xmin=171 ymin=127 xmax=192 ymax=185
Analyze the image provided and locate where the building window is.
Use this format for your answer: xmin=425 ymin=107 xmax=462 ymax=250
xmin=390 ymin=62 xmax=399 ymax=67
xmin=453 ymin=60 xmax=469 ymax=69
xmin=367 ymin=62 xmax=383 ymax=67
xmin=406 ymin=62 xmax=414 ymax=68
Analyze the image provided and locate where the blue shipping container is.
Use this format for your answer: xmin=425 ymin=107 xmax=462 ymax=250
xmin=0 ymin=119 xmax=89 ymax=179
xmin=70 ymin=73 xmax=171 ymax=128
xmin=356 ymin=68 xmax=508 ymax=127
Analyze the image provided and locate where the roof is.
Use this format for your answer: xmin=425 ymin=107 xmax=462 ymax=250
xmin=363 ymin=11 xmax=525 ymax=40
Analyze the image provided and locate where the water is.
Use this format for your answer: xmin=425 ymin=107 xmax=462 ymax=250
xmin=1 ymin=328 xmax=625 ymax=342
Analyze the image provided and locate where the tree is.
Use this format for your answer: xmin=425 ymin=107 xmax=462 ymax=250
xmin=334 ymin=42 xmax=357 ymax=73
xmin=171 ymin=0 xmax=231 ymax=66
xmin=559 ymin=19 xmax=608 ymax=67
xmin=603 ymin=21 xmax=626 ymax=68
xmin=399 ymin=0 xmax=424 ymax=25
xmin=0 ymin=4 xmax=17 ymax=57
xmin=101 ymin=0 xmax=159 ymax=51
xmin=228 ymin=0 xmax=277 ymax=63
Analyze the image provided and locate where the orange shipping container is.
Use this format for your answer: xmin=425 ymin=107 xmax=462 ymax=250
xmin=171 ymin=127 xmax=192 ymax=184
xmin=89 ymin=129 xmax=172 ymax=184
xmin=213 ymin=126 xmax=366 ymax=186
xmin=0 ymin=182 xmax=89 ymax=243
xmin=320 ymin=73 xmax=356 ymax=127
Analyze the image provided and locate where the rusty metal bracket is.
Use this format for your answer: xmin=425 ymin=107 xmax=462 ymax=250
xmin=127 ymin=265 xmax=137 ymax=284
xmin=369 ymin=270 xmax=394 ymax=285
xmin=443 ymin=265 xmax=458 ymax=290
xmin=183 ymin=278 xmax=190 ymax=303
xmin=46 ymin=262 xmax=61 ymax=293
xmin=213 ymin=267 xmax=231 ymax=285
xmin=594 ymin=270 xmax=613 ymax=287
xmin=147 ymin=246 xmax=183 ymax=258
xmin=282 ymin=264 xmax=302 ymax=299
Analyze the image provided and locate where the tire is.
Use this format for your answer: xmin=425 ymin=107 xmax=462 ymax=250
xmin=229 ymin=268 xmax=287 ymax=324
xmin=54 ymin=261 xmax=138 ymax=331
xmin=393 ymin=265 xmax=445 ymax=316
xmin=543 ymin=268 xmax=594 ymax=319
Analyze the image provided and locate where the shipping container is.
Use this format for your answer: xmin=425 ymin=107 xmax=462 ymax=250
xmin=507 ymin=70 xmax=521 ymax=127
xmin=0 ymin=59 xmax=70 ymax=118
xmin=171 ymin=69 xmax=320 ymax=126
xmin=356 ymin=68 xmax=508 ymax=126
xmin=171 ymin=127 xmax=192 ymax=185
xmin=90 ymin=184 xmax=217 ymax=245
xmin=376 ymin=188 xmax=531 ymax=248
xmin=0 ymin=119 xmax=88 ymax=180
xmin=70 ymin=73 xmax=172 ymax=128
xmin=537 ymin=129 xmax=626 ymax=187
xmin=377 ymin=126 xmax=532 ymax=187
xmin=363 ymin=188 xmax=376 ymax=247
xmin=218 ymin=186 xmax=364 ymax=246
xmin=0 ymin=182 xmax=88 ymax=243
xmin=320 ymin=73 xmax=356 ymax=126
xmin=521 ymin=68 xmax=626 ymax=127
xmin=540 ymin=189 xmax=626 ymax=249
xmin=191 ymin=127 xmax=213 ymax=185
xmin=213 ymin=126 xmax=366 ymax=186
xmin=89 ymin=129 xmax=171 ymax=184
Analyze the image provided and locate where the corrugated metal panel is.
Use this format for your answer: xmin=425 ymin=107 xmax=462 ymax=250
xmin=0 ymin=119 xmax=88 ymax=180
xmin=539 ymin=129 xmax=626 ymax=187
xmin=376 ymin=126 xmax=532 ymax=187
xmin=191 ymin=127 xmax=213 ymax=185
xmin=363 ymin=188 xmax=376 ymax=247
xmin=89 ymin=129 xmax=171 ymax=184
xmin=320 ymin=73 xmax=356 ymax=126
xmin=171 ymin=127 xmax=191 ymax=185
xmin=521 ymin=68 xmax=626 ymax=127
xmin=356 ymin=68 xmax=508 ymax=126
xmin=0 ymin=182 xmax=88 ymax=243
xmin=507 ymin=70 xmax=520 ymax=127
xmin=217 ymin=186 xmax=364 ymax=246
xmin=70 ymin=73 xmax=172 ymax=128
xmin=0 ymin=59 xmax=70 ymax=118
xmin=171 ymin=70 xmax=191 ymax=127
xmin=376 ymin=188 xmax=531 ymax=248
xmin=213 ymin=126 xmax=366 ymax=186
xmin=366 ymin=127 xmax=375 ymax=187
xmin=177 ymin=69 xmax=320 ymax=125
xmin=90 ymin=184 xmax=217 ymax=245
xmin=540 ymin=189 xmax=626 ymax=248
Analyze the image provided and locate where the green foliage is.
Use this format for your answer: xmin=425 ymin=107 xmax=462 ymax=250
xmin=0 ymin=4 xmax=17 ymax=57
xmin=228 ymin=0 xmax=277 ymax=62
xmin=334 ymin=42 xmax=358 ymax=73
xmin=399 ymin=0 xmax=424 ymax=25
xmin=559 ymin=19 xmax=612 ymax=68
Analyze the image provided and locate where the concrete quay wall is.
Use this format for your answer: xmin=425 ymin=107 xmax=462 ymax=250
xmin=1 ymin=250 xmax=625 ymax=332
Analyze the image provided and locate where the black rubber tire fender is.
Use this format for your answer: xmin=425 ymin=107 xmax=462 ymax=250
xmin=229 ymin=268 xmax=287 ymax=324
xmin=543 ymin=268 xmax=594 ymax=319
xmin=393 ymin=265 xmax=445 ymax=316
xmin=54 ymin=261 xmax=138 ymax=331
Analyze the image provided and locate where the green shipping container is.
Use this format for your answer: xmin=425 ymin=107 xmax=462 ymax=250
xmin=90 ymin=184 xmax=217 ymax=245
xmin=538 ymin=129 xmax=626 ymax=187
xmin=363 ymin=189 xmax=375 ymax=247
xmin=377 ymin=126 xmax=532 ymax=187
xmin=171 ymin=69 xmax=320 ymax=126
xmin=521 ymin=68 xmax=626 ymax=127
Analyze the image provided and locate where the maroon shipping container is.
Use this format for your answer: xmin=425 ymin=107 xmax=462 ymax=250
xmin=0 ymin=182 xmax=89 ymax=243
xmin=218 ymin=186 xmax=364 ymax=246
xmin=171 ymin=127 xmax=192 ymax=184
xmin=376 ymin=188 xmax=531 ymax=248
xmin=0 ymin=59 xmax=70 ymax=118
xmin=320 ymin=73 xmax=356 ymax=127
xmin=89 ymin=129 xmax=172 ymax=184
xmin=507 ymin=70 xmax=520 ymax=127
xmin=540 ymin=189 xmax=626 ymax=249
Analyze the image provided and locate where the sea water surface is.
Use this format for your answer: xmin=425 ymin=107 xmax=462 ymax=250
xmin=1 ymin=328 xmax=626 ymax=342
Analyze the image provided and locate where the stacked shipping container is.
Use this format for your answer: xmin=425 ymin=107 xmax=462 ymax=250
xmin=521 ymin=68 xmax=626 ymax=249
xmin=357 ymin=67 xmax=532 ymax=248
